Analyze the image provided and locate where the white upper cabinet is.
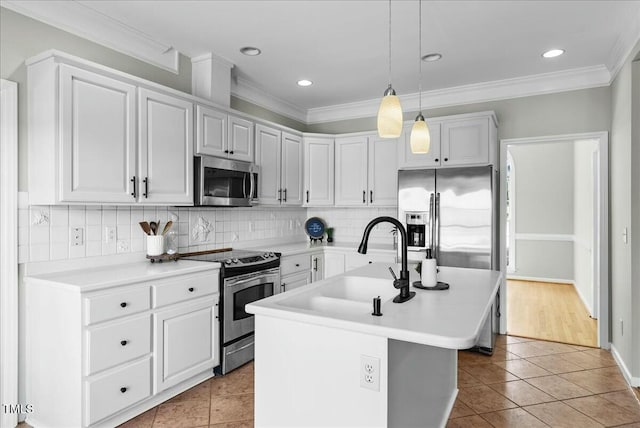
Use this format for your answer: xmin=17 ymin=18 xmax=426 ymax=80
xmin=397 ymin=112 xmax=496 ymax=169
xmin=138 ymin=88 xmax=193 ymax=205
xmin=335 ymin=136 xmax=369 ymax=206
xmin=303 ymin=137 xmax=334 ymax=206
xmin=441 ymin=117 xmax=490 ymax=166
xmin=255 ymin=124 xmax=303 ymax=206
xmin=28 ymin=54 xmax=194 ymax=205
xmin=58 ymin=65 xmax=137 ymax=203
xmin=196 ymin=106 xmax=254 ymax=162
xmin=398 ymin=121 xmax=442 ymax=169
xmin=368 ymin=136 xmax=398 ymax=206
xmin=334 ymin=134 xmax=397 ymax=207
xmin=281 ymin=132 xmax=303 ymax=205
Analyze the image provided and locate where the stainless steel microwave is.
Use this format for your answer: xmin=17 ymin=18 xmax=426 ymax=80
xmin=194 ymin=156 xmax=258 ymax=207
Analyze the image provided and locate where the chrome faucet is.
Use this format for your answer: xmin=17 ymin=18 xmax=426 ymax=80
xmin=358 ymin=216 xmax=416 ymax=303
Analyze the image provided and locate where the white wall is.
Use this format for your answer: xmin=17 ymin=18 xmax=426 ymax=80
xmin=508 ymin=142 xmax=575 ymax=281
xmin=573 ymin=139 xmax=598 ymax=316
xmin=307 ymin=207 xmax=397 ymax=246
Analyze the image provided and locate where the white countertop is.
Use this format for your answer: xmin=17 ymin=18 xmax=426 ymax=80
xmin=248 ymin=241 xmax=396 ymax=256
xmin=247 ymin=263 xmax=502 ymax=349
xmin=25 ymin=260 xmax=221 ymax=292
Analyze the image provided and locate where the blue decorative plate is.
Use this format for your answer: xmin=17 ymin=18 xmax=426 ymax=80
xmin=304 ymin=217 xmax=326 ymax=239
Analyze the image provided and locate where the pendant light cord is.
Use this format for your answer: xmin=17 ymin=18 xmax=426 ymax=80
xmin=418 ymin=0 xmax=422 ymax=113
xmin=388 ymin=0 xmax=392 ymax=86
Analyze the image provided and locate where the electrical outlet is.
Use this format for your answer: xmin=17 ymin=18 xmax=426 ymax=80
xmin=360 ymin=355 xmax=380 ymax=391
xmin=71 ymin=227 xmax=84 ymax=246
xmin=104 ymin=226 xmax=116 ymax=243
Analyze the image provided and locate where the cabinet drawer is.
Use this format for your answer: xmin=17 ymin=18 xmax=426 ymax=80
xmin=84 ymin=286 xmax=151 ymax=325
xmin=153 ymin=273 xmax=219 ymax=308
xmin=280 ymin=254 xmax=311 ymax=276
xmin=86 ymin=315 xmax=151 ymax=376
xmin=85 ymin=357 xmax=151 ymax=426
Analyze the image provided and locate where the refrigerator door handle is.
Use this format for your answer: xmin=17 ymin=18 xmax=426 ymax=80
xmin=435 ymin=192 xmax=441 ymax=260
xmin=429 ymin=193 xmax=435 ymax=253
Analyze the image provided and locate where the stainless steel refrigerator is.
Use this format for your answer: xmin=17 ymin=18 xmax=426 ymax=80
xmin=398 ymin=166 xmax=500 ymax=353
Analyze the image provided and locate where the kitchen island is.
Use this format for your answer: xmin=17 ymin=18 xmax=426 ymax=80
xmin=246 ymin=263 xmax=502 ymax=428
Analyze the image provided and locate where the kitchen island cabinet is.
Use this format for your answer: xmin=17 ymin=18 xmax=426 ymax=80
xmin=247 ymin=263 xmax=502 ymax=428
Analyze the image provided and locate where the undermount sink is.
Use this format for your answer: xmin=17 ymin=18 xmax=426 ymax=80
xmin=276 ymin=276 xmax=395 ymax=316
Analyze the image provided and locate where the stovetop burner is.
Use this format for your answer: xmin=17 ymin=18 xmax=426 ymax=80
xmin=182 ymin=249 xmax=278 ymax=268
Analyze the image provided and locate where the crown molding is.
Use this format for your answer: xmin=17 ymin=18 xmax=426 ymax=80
xmin=306 ymin=65 xmax=611 ymax=124
xmin=2 ymin=0 xmax=179 ymax=73
xmin=607 ymin=8 xmax=640 ymax=80
xmin=231 ymin=76 xmax=308 ymax=124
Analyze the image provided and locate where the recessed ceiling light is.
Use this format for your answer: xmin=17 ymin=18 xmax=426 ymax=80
xmin=542 ymin=49 xmax=565 ymax=58
xmin=421 ymin=53 xmax=442 ymax=62
xmin=297 ymin=79 xmax=313 ymax=87
xmin=240 ymin=46 xmax=261 ymax=56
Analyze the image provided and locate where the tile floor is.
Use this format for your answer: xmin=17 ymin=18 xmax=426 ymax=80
xmin=19 ymin=335 xmax=640 ymax=427
xmin=118 ymin=335 xmax=640 ymax=427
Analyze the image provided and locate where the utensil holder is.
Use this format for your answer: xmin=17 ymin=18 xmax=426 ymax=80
xmin=146 ymin=235 xmax=164 ymax=256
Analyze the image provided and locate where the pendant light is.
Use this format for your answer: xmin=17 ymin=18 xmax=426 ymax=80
xmin=377 ymin=0 xmax=403 ymax=138
xmin=410 ymin=0 xmax=431 ymax=153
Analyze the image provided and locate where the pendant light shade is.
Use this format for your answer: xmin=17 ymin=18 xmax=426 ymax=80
xmin=377 ymin=0 xmax=403 ymax=139
xmin=378 ymin=84 xmax=403 ymax=138
xmin=410 ymin=113 xmax=430 ymax=153
xmin=410 ymin=0 xmax=431 ymax=153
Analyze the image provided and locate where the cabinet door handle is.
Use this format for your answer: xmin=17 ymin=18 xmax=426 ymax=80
xmin=120 ymin=340 xmax=128 ymax=346
xmin=370 ymin=190 xmax=373 ymax=204
xmin=314 ymin=258 xmax=318 ymax=271
xmin=143 ymin=177 xmax=149 ymax=198
xmin=188 ymin=287 xmax=195 ymax=292
xmin=277 ymin=189 xmax=282 ymax=202
xmin=130 ymin=176 xmax=137 ymax=198
xmin=282 ymin=282 xmax=286 ymax=291
xmin=120 ymin=387 xmax=127 ymax=393
xmin=120 ymin=302 xmax=127 ymax=308
xmin=306 ymin=190 xmax=309 ymax=203
xmin=283 ymin=188 xmax=287 ymax=202
xmin=362 ymin=190 xmax=366 ymax=204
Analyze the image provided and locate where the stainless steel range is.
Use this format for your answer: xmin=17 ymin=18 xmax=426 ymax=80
xmin=182 ymin=249 xmax=280 ymax=374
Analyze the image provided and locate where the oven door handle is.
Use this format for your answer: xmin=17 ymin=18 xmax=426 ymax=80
xmin=225 ymin=271 xmax=279 ymax=288
xmin=226 ymin=341 xmax=254 ymax=356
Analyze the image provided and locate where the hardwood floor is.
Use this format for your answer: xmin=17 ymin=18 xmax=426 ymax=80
xmin=507 ymin=279 xmax=598 ymax=347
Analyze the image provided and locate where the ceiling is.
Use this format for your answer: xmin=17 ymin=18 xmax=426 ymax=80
xmin=4 ymin=0 xmax=640 ymax=122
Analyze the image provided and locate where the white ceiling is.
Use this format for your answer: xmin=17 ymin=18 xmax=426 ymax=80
xmin=4 ymin=0 xmax=640 ymax=123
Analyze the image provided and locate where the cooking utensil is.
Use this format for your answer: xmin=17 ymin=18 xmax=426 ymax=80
xmin=161 ymin=220 xmax=173 ymax=235
xmin=149 ymin=221 xmax=158 ymax=236
xmin=139 ymin=222 xmax=151 ymax=235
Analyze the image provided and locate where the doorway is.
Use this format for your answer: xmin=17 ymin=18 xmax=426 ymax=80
xmin=499 ymin=132 xmax=609 ymax=348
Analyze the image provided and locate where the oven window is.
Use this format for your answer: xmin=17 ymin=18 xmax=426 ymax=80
xmin=233 ymin=282 xmax=274 ymax=320
xmin=203 ymin=167 xmax=251 ymax=199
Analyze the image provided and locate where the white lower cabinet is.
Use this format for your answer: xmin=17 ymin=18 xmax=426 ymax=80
xmin=25 ymin=265 xmax=220 ymax=428
xmin=311 ymin=253 xmax=324 ymax=282
xmin=281 ymin=271 xmax=312 ymax=292
xmin=324 ymin=251 xmax=346 ymax=278
xmin=154 ymin=296 xmax=219 ymax=393
xmin=323 ymin=249 xmax=397 ymax=279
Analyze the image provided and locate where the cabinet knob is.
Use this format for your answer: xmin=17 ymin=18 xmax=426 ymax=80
xmin=229 ymin=150 xmax=234 ymax=155
xmin=120 ymin=302 xmax=127 ymax=308
xmin=434 ymin=158 xmax=439 ymax=162
xmin=224 ymin=150 xmax=229 ymax=153
xmin=188 ymin=287 xmax=195 ymax=292
xmin=120 ymin=387 xmax=127 ymax=393
xmin=295 ymin=263 xmax=300 ymax=267
xmin=368 ymin=261 xmax=373 ymax=264
xmin=120 ymin=340 xmax=128 ymax=346
xmin=444 ymin=158 xmax=449 ymax=162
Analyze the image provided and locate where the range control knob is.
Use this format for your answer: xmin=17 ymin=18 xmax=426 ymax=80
xmin=224 ymin=259 xmax=233 ymax=265
xmin=233 ymin=258 xmax=239 ymax=263
xmin=269 ymin=252 xmax=275 ymax=257
xmin=263 ymin=253 xmax=270 ymax=258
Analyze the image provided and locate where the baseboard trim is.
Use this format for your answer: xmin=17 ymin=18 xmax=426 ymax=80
xmin=572 ymin=282 xmax=595 ymax=318
xmin=610 ymin=344 xmax=640 ymax=388
xmin=507 ymin=275 xmax=574 ymax=285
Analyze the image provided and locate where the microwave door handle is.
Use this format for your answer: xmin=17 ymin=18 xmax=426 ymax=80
xmin=435 ymin=192 xmax=441 ymax=260
xmin=242 ymin=173 xmax=247 ymax=199
xmin=249 ymin=172 xmax=256 ymax=200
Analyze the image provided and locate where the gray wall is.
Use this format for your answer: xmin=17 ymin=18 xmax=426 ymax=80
xmin=509 ymin=142 xmax=575 ymax=281
xmin=231 ymin=96 xmax=306 ymax=132
xmin=609 ymin=37 xmax=640 ymax=381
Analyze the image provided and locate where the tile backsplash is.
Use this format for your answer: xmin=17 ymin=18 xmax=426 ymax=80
xmin=18 ymin=192 xmax=398 ymax=264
